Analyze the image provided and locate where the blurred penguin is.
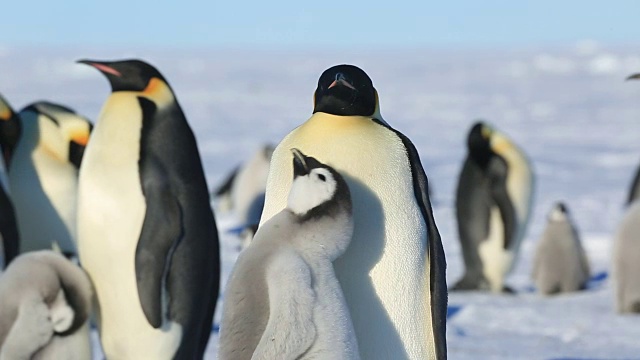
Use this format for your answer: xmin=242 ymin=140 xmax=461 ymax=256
xmin=214 ymin=144 xmax=275 ymax=226
xmin=625 ymin=74 xmax=640 ymax=205
xmin=8 ymin=101 xmax=92 ymax=257
xmin=532 ymin=202 xmax=590 ymax=295
xmin=0 ymin=93 xmax=20 ymax=268
xmin=453 ymin=121 xmax=535 ymax=293
xmin=0 ymin=251 xmax=93 ymax=359
xmin=614 ymin=200 xmax=640 ymax=313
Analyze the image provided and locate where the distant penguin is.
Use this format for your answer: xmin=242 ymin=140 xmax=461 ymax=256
xmin=259 ymin=65 xmax=447 ymax=359
xmin=220 ymin=149 xmax=359 ymax=360
xmin=0 ymin=93 xmax=20 ymax=268
xmin=77 ymin=59 xmax=220 ymax=359
xmin=614 ymin=200 xmax=640 ymax=313
xmin=626 ymin=161 xmax=640 ymax=205
xmin=213 ymin=144 xmax=274 ymax=225
xmin=532 ymin=202 xmax=590 ymax=295
xmin=625 ymin=74 xmax=640 ymax=205
xmin=0 ymin=250 xmax=93 ymax=359
xmin=8 ymin=101 xmax=91 ymax=257
xmin=453 ymin=121 xmax=535 ymax=293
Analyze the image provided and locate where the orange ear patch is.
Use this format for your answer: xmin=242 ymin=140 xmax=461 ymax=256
xmin=0 ymin=107 xmax=11 ymax=121
xmin=142 ymin=77 xmax=174 ymax=107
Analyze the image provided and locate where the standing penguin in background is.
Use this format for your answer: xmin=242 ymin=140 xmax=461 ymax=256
xmin=260 ymin=65 xmax=447 ymax=359
xmin=220 ymin=149 xmax=359 ymax=360
xmin=452 ymin=121 xmax=534 ymax=293
xmin=213 ymin=143 xmax=275 ymax=226
xmin=0 ymin=94 xmax=20 ymax=268
xmin=532 ymin=202 xmax=590 ymax=295
xmin=8 ymin=101 xmax=91 ymax=257
xmin=0 ymin=251 xmax=93 ymax=360
xmin=77 ymin=59 xmax=220 ymax=359
xmin=625 ymin=73 xmax=640 ymax=205
xmin=614 ymin=200 xmax=640 ymax=313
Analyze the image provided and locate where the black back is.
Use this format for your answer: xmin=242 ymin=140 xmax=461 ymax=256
xmin=0 ymin=186 xmax=19 ymax=268
xmin=372 ymin=119 xmax=448 ymax=359
xmin=628 ymin=162 xmax=640 ymax=205
xmin=0 ymin=94 xmax=21 ymax=168
xmin=135 ymin=95 xmax=220 ymax=359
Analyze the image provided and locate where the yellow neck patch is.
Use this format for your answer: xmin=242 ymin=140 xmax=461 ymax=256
xmin=0 ymin=107 xmax=12 ymax=121
xmin=141 ymin=78 xmax=174 ymax=108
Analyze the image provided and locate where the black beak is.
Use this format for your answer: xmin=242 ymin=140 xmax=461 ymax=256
xmin=291 ymin=148 xmax=309 ymax=177
xmin=626 ymin=73 xmax=640 ymax=81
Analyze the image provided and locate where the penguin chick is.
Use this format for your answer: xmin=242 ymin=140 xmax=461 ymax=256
xmin=532 ymin=202 xmax=590 ymax=295
xmin=219 ymin=148 xmax=359 ymax=360
xmin=0 ymin=250 xmax=93 ymax=360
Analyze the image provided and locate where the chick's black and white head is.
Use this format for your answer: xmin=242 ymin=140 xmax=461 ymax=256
xmin=287 ymin=148 xmax=351 ymax=219
xmin=77 ymin=59 xmax=167 ymax=92
xmin=313 ymin=64 xmax=377 ymax=117
xmin=549 ymin=201 xmax=570 ymax=222
xmin=467 ymin=120 xmax=494 ymax=168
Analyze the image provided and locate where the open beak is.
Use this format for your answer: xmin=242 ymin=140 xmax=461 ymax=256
xmin=77 ymin=59 xmax=122 ymax=77
xmin=291 ymin=148 xmax=309 ymax=177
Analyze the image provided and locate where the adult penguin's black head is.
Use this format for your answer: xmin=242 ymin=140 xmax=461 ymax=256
xmin=77 ymin=59 xmax=167 ymax=93
xmin=467 ymin=121 xmax=494 ymax=169
xmin=313 ymin=64 xmax=377 ymax=117
xmin=0 ymin=93 xmax=21 ymax=167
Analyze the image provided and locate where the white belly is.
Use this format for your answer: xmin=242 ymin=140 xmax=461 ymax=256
xmin=261 ymin=113 xmax=435 ymax=359
xmin=478 ymin=206 xmax=512 ymax=291
xmin=9 ymin=141 xmax=78 ymax=253
xmin=77 ymin=94 xmax=181 ymax=359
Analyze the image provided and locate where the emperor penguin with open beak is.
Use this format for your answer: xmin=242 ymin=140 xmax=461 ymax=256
xmin=260 ymin=65 xmax=447 ymax=359
xmin=76 ymin=59 xmax=220 ymax=359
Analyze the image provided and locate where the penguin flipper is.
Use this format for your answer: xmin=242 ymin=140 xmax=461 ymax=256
xmin=0 ymin=187 xmax=19 ymax=267
xmin=135 ymin=173 xmax=183 ymax=329
xmin=253 ymin=252 xmax=316 ymax=360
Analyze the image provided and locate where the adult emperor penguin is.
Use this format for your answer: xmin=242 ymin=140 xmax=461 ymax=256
xmin=76 ymin=59 xmax=220 ymax=359
xmin=0 ymin=93 xmax=20 ymax=267
xmin=532 ymin=202 xmax=590 ymax=295
xmin=213 ymin=143 xmax=275 ymax=226
xmin=0 ymin=250 xmax=93 ymax=359
xmin=220 ymin=149 xmax=359 ymax=360
xmin=614 ymin=200 xmax=640 ymax=313
xmin=259 ymin=65 xmax=447 ymax=359
xmin=452 ymin=121 xmax=534 ymax=293
xmin=625 ymin=74 xmax=640 ymax=205
xmin=8 ymin=101 xmax=92 ymax=257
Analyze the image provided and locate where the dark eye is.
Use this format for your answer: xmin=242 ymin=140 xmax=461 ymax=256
xmin=318 ymin=174 xmax=326 ymax=182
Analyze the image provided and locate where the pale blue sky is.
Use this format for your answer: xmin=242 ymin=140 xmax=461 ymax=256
xmin=2 ymin=1 xmax=639 ymax=48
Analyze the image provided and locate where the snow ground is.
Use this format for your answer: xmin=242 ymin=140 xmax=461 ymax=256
xmin=1 ymin=42 xmax=639 ymax=359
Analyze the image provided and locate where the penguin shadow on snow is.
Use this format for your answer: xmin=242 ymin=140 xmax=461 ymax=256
xmin=333 ymin=173 xmax=409 ymax=359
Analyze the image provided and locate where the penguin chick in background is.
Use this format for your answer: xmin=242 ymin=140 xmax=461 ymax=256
xmin=9 ymin=101 xmax=92 ymax=257
xmin=219 ymin=148 xmax=359 ymax=360
xmin=0 ymin=250 xmax=93 ymax=360
xmin=532 ymin=202 xmax=590 ymax=295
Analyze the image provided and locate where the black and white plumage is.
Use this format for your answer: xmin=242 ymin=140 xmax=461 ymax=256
xmin=532 ymin=202 xmax=590 ymax=295
xmin=220 ymin=149 xmax=358 ymax=360
xmin=0 ymin=93 xmax=19 ymax=268
xmin=76 ymin=59 xmax=220 ymax=359
xmin=614 ymin=200 xmax=640 ymax=313
xmin=0 ymin=251 xmax=93 ymax=359
xmin=453 ymin=121 xmax=535 ymax=293
xmin=260 ymin=65 xmax=447 ymax=359
xmin=8 ymin=101 xmax=91 ymax=257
